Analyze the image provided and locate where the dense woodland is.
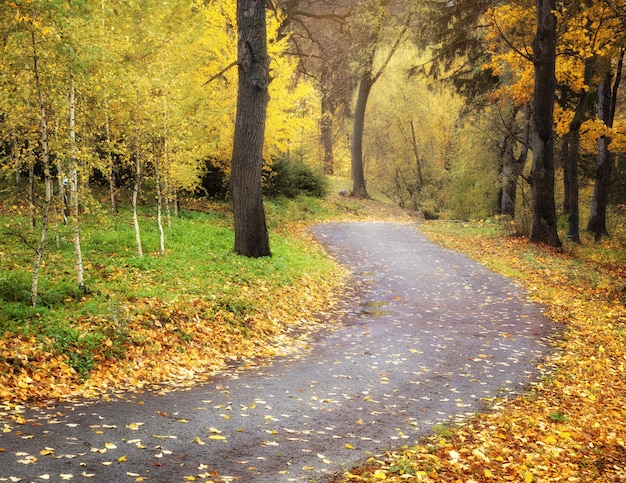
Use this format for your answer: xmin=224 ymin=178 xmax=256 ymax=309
xmin=1 ymin=0 xmax=625 ymax=301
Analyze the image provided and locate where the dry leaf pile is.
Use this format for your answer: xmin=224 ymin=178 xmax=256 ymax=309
xmin=344 ymin=226 xmax=626 ymax=482
xmin=0 ymin=257 xmax=348 ymax=404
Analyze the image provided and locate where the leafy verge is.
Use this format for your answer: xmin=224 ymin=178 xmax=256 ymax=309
xmin=0 ymin=195 xmax=370 ymax=403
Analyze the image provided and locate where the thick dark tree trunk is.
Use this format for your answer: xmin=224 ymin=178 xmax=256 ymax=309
xmin=562 ymin=129 xmax=580 ymax=242
xmin=231 ymin=0 xmax=271 ymax=257
xmin=588 ymin=50 xmax=623 ymax=240
xmin=562 ymin=60 xmax=594 ymax=243
xmin=530 ymin=0 xmax=561 ymax=247
xmin=351 ymin=72 xmax=373 ymax=198
xmin=588 ymin=74 xmax=613 ymax=240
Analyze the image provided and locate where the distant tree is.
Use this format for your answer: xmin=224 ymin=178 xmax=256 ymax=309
xmin=231 ymin=0 xmax=271 ymax=257
xmin=275 ymin=0 xmax=354 ymax=175
xmin=348 ymin=0 xmax=412 ymax=198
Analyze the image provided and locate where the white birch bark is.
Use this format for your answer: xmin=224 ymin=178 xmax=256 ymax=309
xmin=30 ymin=29 xmax=53 ymax=307
xmin=69 ymin=77 xmax=85 ymax=292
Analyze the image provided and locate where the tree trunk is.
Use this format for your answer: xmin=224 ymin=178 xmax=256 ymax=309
xmin=530 ymin=0 xmax=561 ymax=247
xmin=588 ymin=50 xmax=623 ymax=240
xmin=69 ymin=77 xmax=86 ymax=292
xmin=561 ymin=60 xmax=594 ymax=243
xmin=30 ymin=29 xmax=53 ymax=307
xmin=231 ymin=0 xmax=271 ymax=258
xmin=320 ymin=68 xmax=335 ymax=175
xmin=104 ymin=104 xmax=117 ymax=214
xmin=500 ymin=103 xmax=530 ymax=219
xmin=562 ymin=129 xmax=580 ymax=242
xmin=320 ymin=107 xmax=334 ymax=176
xmin=132 ymin=118 xmax=143 ymax=257
xmin=154 ymin=137 xmax=165 ymax=256
xmin=588 ymin=73 xmax=614 ymax=240
xmin=351 ymin=72 xmax=373 ymax=198
xmin=409 ymin=119 xmax=424 ymax=189
xmin=28 ymin=158 xmax=36 ymax=228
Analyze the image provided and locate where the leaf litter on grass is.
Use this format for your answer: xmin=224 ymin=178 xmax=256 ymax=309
xmin=342 ymin=222 xmax=626 ymax=482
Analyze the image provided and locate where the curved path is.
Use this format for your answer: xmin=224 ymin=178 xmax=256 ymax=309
xmin=0 ymin=222 xmax=557 ymax=482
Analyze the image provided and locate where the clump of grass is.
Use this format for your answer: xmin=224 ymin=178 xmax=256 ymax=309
xmin=0 ymin=194 xmax=342 ymax=399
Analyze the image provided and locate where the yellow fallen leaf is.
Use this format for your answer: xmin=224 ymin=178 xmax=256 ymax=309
xmin=345 ymin=443 xmax=355 ymax=450
xmin=209 ymin=435 xmax=227 ymax=441
xmin=303 ymin=466 xmax=314 ymax=470
xmin=38 ymin=475 xmax=50 ymax=480
xmin=484 ymin=468 xmax=494 ymax=478
xmin=193 ymin=437 xmax=205 ymax=445
xmin=60 ymin=475 xmax=73 ymax=480
xmin=373 ymin=470 xmax=387 ymax=480
xmin=81 ymin=473 xmax=95 ymax=478
xmin=105 ymin=442 xmax=117 ymax=449
xmin=40 ymin=448 xmax=55 ymax=456
xmin=126 ymin=472 xmax=140 ymax=477
xmin=118 ymin=455 xmax=127 ymax=462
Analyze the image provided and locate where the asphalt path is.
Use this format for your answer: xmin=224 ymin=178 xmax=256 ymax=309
xmin=0 ymin=222 xmax=558 ymax=482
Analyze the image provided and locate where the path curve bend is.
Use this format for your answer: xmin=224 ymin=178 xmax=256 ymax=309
xmin=0 ymin=222 xmax=558 ymax=482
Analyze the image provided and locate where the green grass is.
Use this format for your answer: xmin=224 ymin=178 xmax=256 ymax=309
xmin=0 ymin=194 xmax=344 ymax=377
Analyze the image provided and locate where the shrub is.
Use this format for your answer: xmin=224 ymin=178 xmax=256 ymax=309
xmin=263 ymin=156 xmax=328 ymax=199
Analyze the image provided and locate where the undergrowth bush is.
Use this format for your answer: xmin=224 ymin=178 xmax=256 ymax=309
xmin=264 ymin=156 xmax=328 ymax=198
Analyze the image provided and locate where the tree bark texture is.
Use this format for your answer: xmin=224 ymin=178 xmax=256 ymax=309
xmin=588 ymin=49 xmax=622 ymax=240
xmin=69 ymin=77 xmax=86 ymax=291
xmin=351 ymin=71 xmax=373 ymax=198
xmin=530 ymin=0 xmax=561 ymax=247
xmin=231 ymin=0 xmax=271 ymax=257
xmin=587 ymin=72 xmax=614 ymax=240
xmin=562 ymin=129 xmax=580 ymax=242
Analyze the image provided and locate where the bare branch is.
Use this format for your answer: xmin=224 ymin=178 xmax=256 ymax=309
xmin=204 ymin=60 xmax=239 ymax=85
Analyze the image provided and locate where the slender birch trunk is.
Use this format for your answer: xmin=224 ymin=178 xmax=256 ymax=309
xmin=164 ymin=176 xmax=172 ymax=228
xmin=69 ymin=77 xmax=86 ymax=292
xmin=132 ymin=134 xmax=143 ymax=258
xmin=28 ymin=159 xmax=36 ymax=228
xmin=30 ymin=29 xmax=53 ymax=307
xmin=154 ymin=137 xmax=165 ymax=256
